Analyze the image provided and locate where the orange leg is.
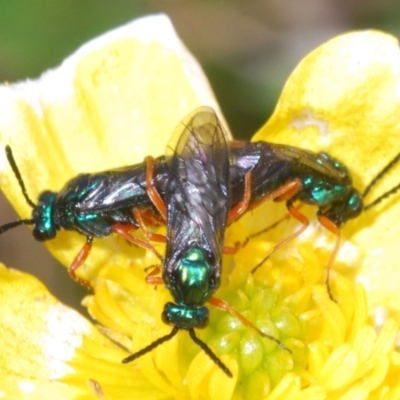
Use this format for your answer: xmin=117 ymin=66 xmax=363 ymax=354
xmin=242 ymin=204 xmax=303 ymax=247
xmin=233 ymin=178 xmax=304 ymax=273
xmin=251 ymin=203 xmax=309 ymax=273
xmin=226 ymin=173 xmax=299 ymax=255
xmin=144 ymin=156 xmax=246 ymax=258
xmin=112 ymin=223 xmax=164 ymax=262
xmin=145 ymin=265 xmax=164 ymax=285
xmin=138 ymin=208 xmax=165 ymax=227
xmin=227 ymin=171 xmax=252 ymax=225
xmin=318 ymin=215 xmax=341 ymax=301
xmin=133 ymin=209 xmax=166 ymax=243
xmin=145 ymin=265 xmax=161 ymax=276
xmin=146 ymin=275 xmax=164 ymax=285
xmin=144 ymin=273 xmax=290 ymax=352
xmin=208 ymin=297 xmax=290 ymax=352
xmin=131 ymin=209 xmax=167 ymax=282
xmin=247 ymin=179 xmax=302 ymax=212
xmin=145 ymin=156 xmax=167 ymax=220
xmin=223 ymin=242 xmax=241 ymax=255
xmin=69 ymin=236 xmax=93 ymax=289
xmin=145 ymin=266 xmax=163 ymax=284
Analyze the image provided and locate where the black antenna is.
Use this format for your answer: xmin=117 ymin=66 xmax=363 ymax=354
xmin=363 ymin=151 xmax=400 ymax=198
xmin=122 ymin=326 xmax=233 ymax=377
xmin=5 ymin=146 xmax=36 ymax=208
xmin=0 ymin=219 xmax=35 ymax=235
xmin=0 ymin=147 xmax=36 ymax=235
xmin=188 ymin=328 xmax=232 ymax=377
xmin=122 ymin=326 xmax=179 ymax=364
xmin=365 ymin=182 xmax=400 ymax=211
xmin=361 ymin=151 xmax=400 ymax=210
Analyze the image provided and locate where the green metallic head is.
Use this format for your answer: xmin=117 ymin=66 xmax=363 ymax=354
xmin=318 ymin=188 xmax=363 ymax=227
xmin=32 ymin=191 xmax=57 ymax=241
xmin=162 ymin=302 xmax=209 ymax=329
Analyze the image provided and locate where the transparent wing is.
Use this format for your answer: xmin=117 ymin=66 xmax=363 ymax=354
xmin=165 ymin=107 xmax=230 ymax=276
xmin=270 ymin=143 xmax=349 ymax=183
xmin=57 ymin=156 xmax=169 ymax=213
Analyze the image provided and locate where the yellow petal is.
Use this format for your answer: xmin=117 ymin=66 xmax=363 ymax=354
xmin=0 ymin=14 xmax=224 ymax=282
xmin=253 ymin=30 xmax=400 ymax=322
xmin=2 ymin=21 xmax=400 ymax=399
xmin=0 ymin=263 xmax=166 ymax=399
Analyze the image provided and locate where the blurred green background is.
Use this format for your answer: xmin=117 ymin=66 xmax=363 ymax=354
xmin=0 ymin=0 xmax=399 ymax=312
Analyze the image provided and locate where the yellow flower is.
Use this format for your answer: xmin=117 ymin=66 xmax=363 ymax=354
xmin=0 ymin=15 xmax=399 ymax=399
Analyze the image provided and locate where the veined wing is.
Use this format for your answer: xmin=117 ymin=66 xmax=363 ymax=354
xmin=57 ymin=156 xmax=169 ymax=213
xmin=270 ymin=143 xmax=350 ymax=183
xmin=165 ymin=107 xmax=230 ymax=277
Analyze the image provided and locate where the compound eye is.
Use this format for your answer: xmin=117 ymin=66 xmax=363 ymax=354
xmin=161 ymin=309 xmax=170 ymax=325
xmin=33 ymin=227 xmax=56 ymax=241
xmin=198 ymin=316 xmax=209 ymax=329
xmin=32 ymin=191 xmax=57 ymax=242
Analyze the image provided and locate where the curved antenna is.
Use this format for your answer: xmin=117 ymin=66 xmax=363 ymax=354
xmin=188 ymin=328 xmax=232 ymax=377
xmin=0 ymin=219 xmax=35 ymax=235
xmin=122 ymin=326 xmax=179 ymax=364
xmin=363 ymin=151 xmax=400 ymax=198
xmin=364 ymin=182 xmax=400 ymax=211
xmin=5 ymin=146 xmax=36 ymax=208
xmin=122 ymin=326 xmax=233 ymax=377
xmin=362 ymin=150 xmax=400 ymax=211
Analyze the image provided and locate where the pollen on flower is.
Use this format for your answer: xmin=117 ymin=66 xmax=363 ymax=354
xmin=2 ymin=20 xmax=400 ymax=399
xmin=81 ymin=205 xmax=399 ymax=399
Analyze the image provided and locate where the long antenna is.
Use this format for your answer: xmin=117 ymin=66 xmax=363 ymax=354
xmin=0 ymin=219 xmax=35 ymax=235
xmin=364 ymin=182 xmax=400 ymax=211
xmin=361 ymin=150 xmax=400 ymax=210
xmin=122 ymin=326 xmax=179 ymax=364
xmin=363 ymin=151 xmax=400 ymax=198
xmin=121 ymin=326 xmax=233 ymax=377
xmin=5 ymin=146 xmax=36 ymax=208
xmin=188 ymin=328 xmax=232 ymax=377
